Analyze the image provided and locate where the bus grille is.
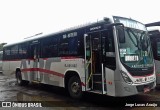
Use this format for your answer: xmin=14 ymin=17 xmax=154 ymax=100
xmin=136 ymin=82 xmax=154 ymax=92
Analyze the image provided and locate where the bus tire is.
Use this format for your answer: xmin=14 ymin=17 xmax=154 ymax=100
xmin=68 ymin=76 xmax=82 ymax=99
xmin=16 ymin=71 xmax=29 ymax=86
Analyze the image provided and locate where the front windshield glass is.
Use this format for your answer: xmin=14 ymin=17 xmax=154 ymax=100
xmin=118 ymin=27 xmax=154 ymax=68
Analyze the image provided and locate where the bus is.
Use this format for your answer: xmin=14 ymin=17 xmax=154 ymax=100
xmin=3 ymin=16 xmax=156 ymax=98
xmin=146 ymin=22 xmax=160 ymax=85
xmin=147 ymin=27 xmax=160 ymax=85
xmin=0 ymin=51 xmax=2 ymax=73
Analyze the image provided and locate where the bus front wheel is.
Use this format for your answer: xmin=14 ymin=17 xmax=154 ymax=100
xmin=68 ymin=76 xmax=82 ymax=99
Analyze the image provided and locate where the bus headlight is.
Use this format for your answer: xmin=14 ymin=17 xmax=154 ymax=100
xmin=120 ymin=70 xmax=133 ymax=84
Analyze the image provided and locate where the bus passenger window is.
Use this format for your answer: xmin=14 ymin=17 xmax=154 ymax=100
xmin=19 ymin=43 xmax=28 ymax=59
xmin=106 ymin=37 xmax=115 ymax=52
xmin=3 ymin=48 xmax=11 ymax=60
xmin=41 ymin=37 xmax=58 ymax=58
xmin=59 ymin=36 xmax=78 ymax=56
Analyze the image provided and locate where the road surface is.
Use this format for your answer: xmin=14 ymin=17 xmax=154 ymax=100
xmin=0 ymin=73 xmax=160 ymax=110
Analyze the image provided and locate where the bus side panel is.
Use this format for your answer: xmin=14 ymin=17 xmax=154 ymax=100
xmin=105 ymin=68 xmax=115 ymax=96
xmin=61 ymin=58 xmax=85 ymax=88
xmin=16 ymin=57 xmax=85 ymax=89
xmin=2 ymin=61 xmax=11 ymax=76
xmin=10 ymin=61 xmax=21 ymax=74
xmin=48 ymin=61 xmax=63 ymax=87
xmin=3 ymin=61 xmax=20 ymax=76
xmin=39 ymin=59 xmax=48 ymax=84
xmin=37 ymin=58 xmax=85 ymax=88
xmin=155 ymin=60 xmax=160 ymax=84
xmin=46 ymin=58 xmax=85 ymax=88
xmin=39 ymin=58 xmax=62 ymax=86
xmin=21 ymin=59 xmax=30 ymax=82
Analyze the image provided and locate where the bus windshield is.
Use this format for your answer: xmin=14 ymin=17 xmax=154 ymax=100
xmin=118 ymin=27 xmax=154 ymax=68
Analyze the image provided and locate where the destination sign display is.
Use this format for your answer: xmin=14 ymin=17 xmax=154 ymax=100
xmin=113 ymin=16 xmax=146 ymax=31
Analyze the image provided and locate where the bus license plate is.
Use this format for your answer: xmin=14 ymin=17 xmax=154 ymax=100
xmin=144 ymin=87 xmax=150 ymax=93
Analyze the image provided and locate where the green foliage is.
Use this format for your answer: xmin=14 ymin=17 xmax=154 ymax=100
xmin=0 ymin=43 xmax=7 ymax=51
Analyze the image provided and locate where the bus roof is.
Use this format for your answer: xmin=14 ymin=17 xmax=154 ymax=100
xmin=4 ymin=18 xmax=112 ymax=48
xmin=4 ymin=15 xmax=145 ymax=48
xmin=148 ymin=28 xmax=160 ymax=38
xmin=146 ymin=21 xmax=160 ymax=27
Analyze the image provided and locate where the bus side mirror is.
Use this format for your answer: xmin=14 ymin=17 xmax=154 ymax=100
xmin=117 ymin=27 xmax=125 ymax=43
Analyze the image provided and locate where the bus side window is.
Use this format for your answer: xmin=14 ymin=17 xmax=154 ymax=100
xmin=106 ymin=32 xmax=115 ymax=53
xmin=59 ymin=36 xmax=78 ymax=56
xmin=10 ymin=45 xmax=18 ymax=59
xmin=19 ymin=43 xmax=28 ymax=59
xmin=4 ymin=47 xmax=11 ymax=60
xmin=41 ymin=37 xmax=58 ymax=58
xmin=102 ymin=30 xmax=116 ymax=70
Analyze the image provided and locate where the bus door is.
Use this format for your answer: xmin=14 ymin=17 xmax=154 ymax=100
xmin=30 ymin=41 xmax=41 ymax=82
xmin=84 ymin=32 xmax=105 ymax=93
xmin=154 ymin=38 xmax=160 ymax=84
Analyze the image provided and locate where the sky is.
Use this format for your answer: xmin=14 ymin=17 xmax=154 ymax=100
xmin=0 ymin=0 xmax=160 ymax=44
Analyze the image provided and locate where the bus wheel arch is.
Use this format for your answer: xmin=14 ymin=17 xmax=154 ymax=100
xmin=64 ymin=71 xmax=82 ymax=99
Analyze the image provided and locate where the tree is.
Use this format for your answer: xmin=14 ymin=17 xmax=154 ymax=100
xmin=0 ymin=43 xmax=7 ymax=51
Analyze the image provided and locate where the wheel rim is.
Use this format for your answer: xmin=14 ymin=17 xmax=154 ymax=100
xmin=71 ymin=82 xmax=80 ymax=94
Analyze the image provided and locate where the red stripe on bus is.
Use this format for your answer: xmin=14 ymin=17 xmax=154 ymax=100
xmin=61 ymin=57 xmax=80 ymax=59
xmin=3 ymin=57 xmax=81 ymax=62
xmin=21 ymin=68 xmax=64 ymax=78
xmin=81 ymin=82 xmax=86 ymax=86
xmin=21 ymin=68 xmax=86 ymax=87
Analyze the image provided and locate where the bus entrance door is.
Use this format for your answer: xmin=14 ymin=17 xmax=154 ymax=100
xmin=84 ymin=32 xmax=106 ymax=93
xmin=30 ymin=42 xmax=41 ymax=82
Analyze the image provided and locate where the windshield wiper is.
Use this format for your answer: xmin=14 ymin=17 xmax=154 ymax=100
xmin=128 ymin=29 xmax=145 ymax=50
xmin=126 ymin=29 xmax=137 ymax=47
xmin=140 ymin=33 xmax=149 ymax=51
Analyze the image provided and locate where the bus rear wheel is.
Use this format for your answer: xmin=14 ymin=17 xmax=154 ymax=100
xmin=16 ymin=71 xmax=29 ymax=86
xmin=68 ymin=76 xmax=82 ymax=99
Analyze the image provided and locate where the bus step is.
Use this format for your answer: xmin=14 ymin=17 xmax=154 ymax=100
xmin=93 ymin=82 xmax=102 ymax=90
xmin=93 ymin=74 xmax=102 ymax=82
xmin=32 ymin=80 xmax=40 ymax=83
xmin=93 ymin=74 xmax=101 ymax=75
xmin=93 ymin=72 xmax=102 ymax=76
xmin=94 ymin=81 xmax=102 ymax=84
xmin=93 ymin=81 xmax=107 ymax=91
xmin=88 ymin=90 xmax=103 ymax=94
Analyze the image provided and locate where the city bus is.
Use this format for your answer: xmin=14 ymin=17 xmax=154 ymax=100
xmin=0 ymin=51 xmax=2 ymax=73
xmin=146 ymin=22 xmax=160 ymax=85
xmin=3 ymin=16 xmax=156 ymax=98
xmin=147 ymin=27 xmax=160 ymax=85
